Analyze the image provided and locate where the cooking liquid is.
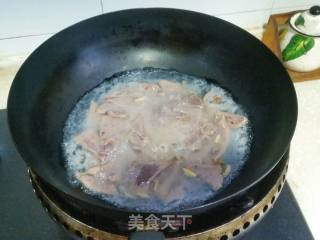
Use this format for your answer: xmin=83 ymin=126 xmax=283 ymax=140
xmin=62 ymin=68 xmax=251 ymax=212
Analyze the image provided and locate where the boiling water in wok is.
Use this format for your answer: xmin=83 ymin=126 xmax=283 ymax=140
xmin=62 ymin=68 xmax=251 ymax=212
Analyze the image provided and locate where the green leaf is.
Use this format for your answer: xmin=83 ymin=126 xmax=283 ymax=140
xmin=295 ymin=15 xmax=305 ymax=27
xmin=282 ymin=34 xmax=315 ymax=62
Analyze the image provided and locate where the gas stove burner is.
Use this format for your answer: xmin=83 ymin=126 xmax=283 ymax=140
xmin=28 ymin=152 xmax=288 ymax=240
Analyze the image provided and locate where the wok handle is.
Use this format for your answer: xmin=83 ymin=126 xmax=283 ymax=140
xmin=129 ymin=231 xmax=165 ymax=240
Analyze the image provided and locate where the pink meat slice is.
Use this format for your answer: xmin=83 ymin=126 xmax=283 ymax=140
xmin=135 ymin=161 xmax=172 ymax=186
xmin=154 ymin=162 xmax=181 ymax=200
xmin=184 ymin=125 xmax=202 ymax=151
xmin=211 ymin=124 xmax=231 ymax=160
xmin=186 ymin=164 xmax=223 ymax=191
xmin=128 ymin=114 xmax=147 ymax=151
xmin=86 ymin=102 xmax=101 ymax=127
xmin=96 ymin=102 xmax=127 ymax=119
xmin=74 ymin=129 xmax=100 ymax=157
xmin=98 ymin=138 xmax=115 ymax=161
xmin=143 ymin=83 xmax=161 ymax=92
xmin=76 ymin=173 xmax=118 ymax=195
xmin=136 ymin=164 xmax=159 ymax=185
xmin=106 ymin=110 xmax=127 ymax=118
xmin=222 ymin=112 xmax=248 ymax=128
xmin=165 ymin=185 xmax=185 ymax=203
xmin=182 ymin=94 xmax=203 ymax=108
xmin=124 ymin=180 xmax=151 ymax=198
xmin=158 ymin=80 xmax=185 ymax=92
xmin=99 ymin=115 xmax=128 ymax=142
xmin=86 ymin=159 xmax=130 ymax=184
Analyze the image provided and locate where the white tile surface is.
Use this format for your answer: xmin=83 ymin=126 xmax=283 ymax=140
xmin=0 ymin=0 xmax=102 ymax=39
xmin=0 ymin=0 xmax=274 ymax=45
xmin=273 ymin=0 xmax=319 ymax=9
xmin=0 ymin=56 xmax=25 ymax=109
xmin=0 ymin=17 xmax=265 ymax=61
xmin=288 ymin=80 xmax=320 ymax=240
xmin=217 ymin=10 xmax=270 ymax=29
xmin=101 ymin=0 xmax=274 ymax=15
xmin=101 ymin=1 xmax=272 ymax=30
xmin=0 ymin=34 xmax=52 ymax=56
xmin=271 ymin=5 xmax=310 ymax=14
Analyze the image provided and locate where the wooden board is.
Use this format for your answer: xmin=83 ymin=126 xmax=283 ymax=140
xmin=262 ymin=10 xmax=320 ymax=82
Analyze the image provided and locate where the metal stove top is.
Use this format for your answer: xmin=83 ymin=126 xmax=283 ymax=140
xmin=0 ymin=110 xmax=314 ymax=240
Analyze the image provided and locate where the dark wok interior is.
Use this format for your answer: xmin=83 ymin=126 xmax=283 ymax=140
xmin=7 ymin=8 xmax=297 ymax=235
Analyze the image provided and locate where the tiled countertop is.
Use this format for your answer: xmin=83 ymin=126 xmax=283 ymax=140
xmin=1 ymin=54 xmax=319 ymax=240
xmin=287 ymin=79 xmax=320 ymax=240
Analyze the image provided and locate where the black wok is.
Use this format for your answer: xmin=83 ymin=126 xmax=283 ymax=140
xmin=7 ymin=8 xmax=297 ymax=238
